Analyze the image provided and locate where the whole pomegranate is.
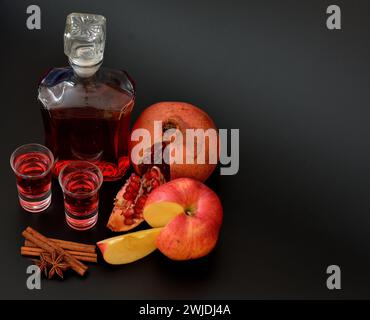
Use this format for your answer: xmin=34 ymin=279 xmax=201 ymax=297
xmin=129 ymin=102 xmax=219 ymax=182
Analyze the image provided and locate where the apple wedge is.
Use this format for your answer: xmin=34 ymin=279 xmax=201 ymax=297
xmin=97 ymin=228 xmax=163 ymax=265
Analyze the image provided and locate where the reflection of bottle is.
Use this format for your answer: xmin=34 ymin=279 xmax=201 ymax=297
xmin=38 ymin=13 xmax=135 ymax=181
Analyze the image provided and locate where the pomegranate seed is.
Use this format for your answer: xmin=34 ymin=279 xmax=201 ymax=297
xmin=123 ymin=192 xmax=132 ymax=201
xmin=125 ymin=218 xmax=134 ymax=225
xmin=136 ymin=196 xmax=147 ymax=206
xmin=130 ymin=181 xmax=140 ymax=191
xmin=151 ymin=180 xmax=160 ymax=188
xmin=144 ymin=171 xmax=152 ymax=179
xmin=123 ymin=190 xmax=135 ymax=201
xmin=126 ymin=185 xmax=133 ymax=194
xmin=123 ymin=208 xmax=135 ymax=218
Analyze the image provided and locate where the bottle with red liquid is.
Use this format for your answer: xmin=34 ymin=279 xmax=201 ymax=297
xmin=38 ymin=13 xmax=135 ymax=181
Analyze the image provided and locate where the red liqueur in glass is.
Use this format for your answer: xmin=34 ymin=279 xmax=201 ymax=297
xmin=15 ymin=152 xmax=52 ymax=196
xmin=10 ymin=144 xmax=54 ymax=213
xmin=59 ymin=161 xmax=103 ymax=230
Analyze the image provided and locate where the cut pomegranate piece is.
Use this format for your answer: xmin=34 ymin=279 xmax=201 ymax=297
xmin=107 ymin=166 xmax=166 ymax=232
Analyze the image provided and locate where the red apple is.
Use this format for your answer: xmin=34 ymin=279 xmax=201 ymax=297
xmin=129 ymin=102 xmax=219 ymax=182
xmin=143 ymin=178 xmax=223 ymax=260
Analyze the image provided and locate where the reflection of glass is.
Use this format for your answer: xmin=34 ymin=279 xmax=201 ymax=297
xmin=59 ymin=161 xmax=103 ymax=230
xmin=38 ymin=13 xmax=135 ymax=181
xmin=10 ymin=144 xmax=54 ymax=213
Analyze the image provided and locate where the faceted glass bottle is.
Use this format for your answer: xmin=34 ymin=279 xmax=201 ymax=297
xmin=38 ymin=13 xmax=135 ymax=181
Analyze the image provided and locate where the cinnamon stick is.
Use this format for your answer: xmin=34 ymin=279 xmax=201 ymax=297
xmin=25 ymin=239 xmax=96 ymax=253
xmin=21 ymin=246 xmax=97 ymax=263
xmin=22 ymin=227 xmax=88 ymax=276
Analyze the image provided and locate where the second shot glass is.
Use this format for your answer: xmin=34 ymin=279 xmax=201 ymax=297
xmin=58 ymin=161 xmax=103 ymax=230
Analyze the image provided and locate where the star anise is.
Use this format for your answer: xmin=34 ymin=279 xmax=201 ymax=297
xmin=32 ymin=252 xmax=49 ymax=277
xmin=43 ymin=251 xmax=70 ymax=279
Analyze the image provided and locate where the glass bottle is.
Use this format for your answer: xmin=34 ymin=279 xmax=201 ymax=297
xmin=38 ymin=13 xmax=135 ymax=181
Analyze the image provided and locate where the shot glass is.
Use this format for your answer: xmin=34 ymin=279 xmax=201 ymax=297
xmin=10 ymin=143 xmax=54 ymax=213
xmin=58 ymin=161 xmax=103 ymax=230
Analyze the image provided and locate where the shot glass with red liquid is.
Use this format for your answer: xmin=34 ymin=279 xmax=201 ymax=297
xmin=10 ymin=144 xmax=54 ymax=213
xmin=58 ymin=161 xmax=103 ymax=230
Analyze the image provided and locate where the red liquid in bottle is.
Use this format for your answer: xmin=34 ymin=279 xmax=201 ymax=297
xmin=41 ymin=104 xmax=132 ymax=181
xmin=39 ymin=68 xmax=135 ymax=181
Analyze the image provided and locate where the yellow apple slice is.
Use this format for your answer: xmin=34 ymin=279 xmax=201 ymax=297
xmin=97 ymin=228 xmax=163 ymax=265
xmin=143 ymin=201 xmax=184 ymax=227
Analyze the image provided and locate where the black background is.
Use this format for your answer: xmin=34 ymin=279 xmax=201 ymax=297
xmin=1 ymin=0 xmax=370 ymax=299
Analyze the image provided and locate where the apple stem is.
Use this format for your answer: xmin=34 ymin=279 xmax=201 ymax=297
xmin=185 ymin=208 xmax=193 ymax=216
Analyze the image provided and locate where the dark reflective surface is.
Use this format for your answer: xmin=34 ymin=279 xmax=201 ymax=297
xmin=1 ymin=0 xmax=370 ymax=299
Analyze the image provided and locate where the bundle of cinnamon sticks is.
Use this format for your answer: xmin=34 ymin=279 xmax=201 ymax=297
xmin=21 ymin=227 xmax=97 ymax=276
